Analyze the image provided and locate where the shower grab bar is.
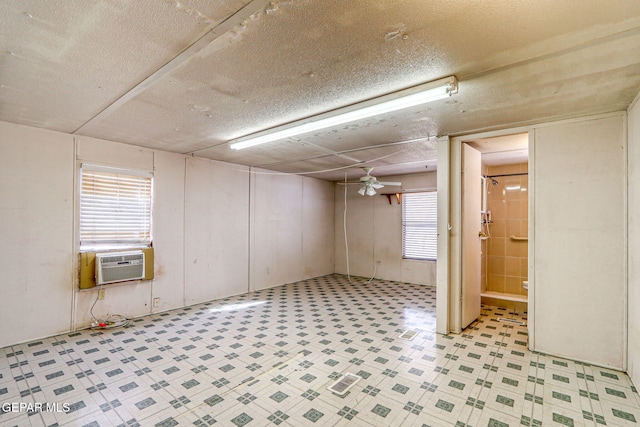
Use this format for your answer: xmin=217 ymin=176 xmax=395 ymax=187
xmin=510 ymin=235 xmax=528 ymax=241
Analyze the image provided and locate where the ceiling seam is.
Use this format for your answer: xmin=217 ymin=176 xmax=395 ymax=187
xmin=458 ymin=25 xmax=640 ymax=82
xmin=254 ymin=137 xmax=436 ymax=168
xmin=71 ymin=0 xmax=274 ymax=135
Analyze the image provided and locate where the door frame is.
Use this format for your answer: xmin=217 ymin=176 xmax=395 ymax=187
xmin=436 ymin=136 xmax=451 ymax=334
xmin=442 ymin=126 xmax=533 ymax=344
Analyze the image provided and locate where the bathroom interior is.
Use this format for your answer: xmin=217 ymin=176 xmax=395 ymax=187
xmin=468 ymin=133 xmax=529 ymax=315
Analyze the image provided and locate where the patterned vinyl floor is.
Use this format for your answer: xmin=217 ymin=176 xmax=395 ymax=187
xmin=1 ymin=274 xmax=639 ymax=426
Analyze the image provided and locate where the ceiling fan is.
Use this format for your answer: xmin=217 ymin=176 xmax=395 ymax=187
xmin=338 ymin=167 xmax=402 ymax=196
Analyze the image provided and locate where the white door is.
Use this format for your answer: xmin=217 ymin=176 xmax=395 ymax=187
xmin=461 ymin=143 xmax=482 ymax=329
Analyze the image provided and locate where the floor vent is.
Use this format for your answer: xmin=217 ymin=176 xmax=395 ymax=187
xmin=327 ymin=373 xmax=361 ymax=396
xmin=398 ymin=329 xmax=419 ymax=341
xmin=497 ymin=318 xmax=526 ymax=326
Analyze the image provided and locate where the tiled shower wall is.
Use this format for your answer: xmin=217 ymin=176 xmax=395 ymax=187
xmin=485 ymin=163 xmax=529 ymax=300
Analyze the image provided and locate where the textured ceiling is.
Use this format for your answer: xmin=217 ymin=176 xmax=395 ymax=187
xmin=1 ymin=0 xmax=640 ymax=181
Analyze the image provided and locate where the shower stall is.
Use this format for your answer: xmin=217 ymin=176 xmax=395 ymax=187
xmin=480 ymin=165 xmax=529 ymax=312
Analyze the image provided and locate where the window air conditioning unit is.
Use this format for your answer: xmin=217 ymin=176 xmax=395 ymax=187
xmin=95 ymin=251 xmax=145 ymax=285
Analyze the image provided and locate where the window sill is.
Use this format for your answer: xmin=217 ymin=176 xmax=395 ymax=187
xmin=79 ymin=245 xmax=151 ymax=253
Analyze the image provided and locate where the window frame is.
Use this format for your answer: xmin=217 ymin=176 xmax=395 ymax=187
xmin=401 ymin=190 xmax=437 ymax=261
xmin=79 ymin=164 xmax=153 ymax=252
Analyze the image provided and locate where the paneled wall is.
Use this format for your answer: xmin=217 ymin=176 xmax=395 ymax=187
xmin=532 ymin=114 xmax=626 ymax=369
xmin=334 ymin=172 xmax=437 ymax=285
xmin=184 ymin=157 xmax=250 ymax=305
xmin=250 ymin=170 xmax=335 ymax=291
xmin=0 ymin=121 xmax=335 ymax=348
xmin=0 ymin=124 xmax=74 ymax=347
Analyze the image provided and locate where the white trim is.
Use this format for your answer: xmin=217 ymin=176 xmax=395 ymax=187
xmin=81 ymin=163 xmax=153 ymax=178
xmin=71 ymin=138 xmax=80 ymax=332
xmin=623 ymin=112 xmax=629 ymax=371
xmin=527 ymin=130 xmax=535 ymax=351
xmin=182 ymin=157 xmax=188 ymax=308
xmin=248 ymin=166 xmax=256 ymax=292
xmin=451 ymin=110 xmax=625 ymax=142
xmin=629 ymin=89 xmax=640 ymax=112
xmin=449 ymin=137 xmax=463 ymax=334
xmin=436 ymin=136 xmax=450 ymax=335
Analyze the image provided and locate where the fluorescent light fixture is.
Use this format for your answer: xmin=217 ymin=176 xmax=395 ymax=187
xmin=229 ymin=76 xmax=458 ymax=150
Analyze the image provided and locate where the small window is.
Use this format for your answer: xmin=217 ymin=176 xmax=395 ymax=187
xmin=402 ymin=191 xmax=437 ymax=260
xmin=80 ymin=165 xmax=153 ymax=251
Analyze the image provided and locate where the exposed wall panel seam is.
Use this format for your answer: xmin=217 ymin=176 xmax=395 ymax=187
xmin=70 ymin=137 xmax=79 ymax=333
xmin=183 ymin=157 xmax=188 ymax=307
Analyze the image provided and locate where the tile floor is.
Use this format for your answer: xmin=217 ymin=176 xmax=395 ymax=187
xmin=1 ymin=274 xmax=639 ymax=427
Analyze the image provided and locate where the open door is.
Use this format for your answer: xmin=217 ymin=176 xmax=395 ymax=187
xmin=461 ymin=143 xmax=482 ymax=329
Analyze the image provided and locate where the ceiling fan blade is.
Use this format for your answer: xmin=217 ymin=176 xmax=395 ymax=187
xmin=371 ymin=183 xmax=384 ymax=189
xmin=336 ymin=182 xmax=361 ymax=185
xmin=378 ymin=181 xmax=402 ymax=186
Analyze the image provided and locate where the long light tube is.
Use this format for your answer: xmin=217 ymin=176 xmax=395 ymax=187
xmin=229 ymin=76 xmax=457 ymax=150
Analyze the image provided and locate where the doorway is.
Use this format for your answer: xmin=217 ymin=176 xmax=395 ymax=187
xmin=455 ymin=132 xmax=530 ymax=331
xmin=469 ymin=133 xmax=529 ymax=318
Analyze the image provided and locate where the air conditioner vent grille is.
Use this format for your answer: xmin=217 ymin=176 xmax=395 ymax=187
xmin=96 ymin=251 xmax=145 ymax=285
xmin=100 ymin=254 xmax=142 ymax=264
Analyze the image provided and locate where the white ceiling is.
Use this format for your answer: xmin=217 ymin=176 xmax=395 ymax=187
xmin=466 ymin=133 xmax=529 ymax=167
xmin=1 ymin=1 xmax=640 ymax=181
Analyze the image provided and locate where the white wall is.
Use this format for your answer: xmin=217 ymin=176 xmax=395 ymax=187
xmin=0 ymin=121 xmax=335 ymax=348
xmin=251 ymin=172 xmax=303 ymax=290
xmin=532 ymin=114 xmax=627 ymax=369
xmin=302 ymin=177 xmax=336 ymax=278
xmin=0 ymin=123 xmax=74 ymax=346
xmin=250 ymin=170 xmax=335 ymax=290
xmin=628 ymin=94 xmax=640 ymax=387
xmin=151 ymin=150 xmax=186 ymax=311
xmin=184 ymin=157 xmax=250 ymax=305
xmin=334 ymin=172 xmax=437 ymax=285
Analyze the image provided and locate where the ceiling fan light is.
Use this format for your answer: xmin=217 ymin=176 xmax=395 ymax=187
xmin=366 ymin=186 xmax=377 ymax=196
xmin=358 ymin=186 xmax=366 ymax=196
xmin=229 ymin=76 xmax=458 ymax=150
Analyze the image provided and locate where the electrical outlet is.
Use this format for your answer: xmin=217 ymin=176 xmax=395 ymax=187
xmin=98 ymin=289 xmax=106 ymax=300
xmin=153 ymin=297 xmax=160 ymax=308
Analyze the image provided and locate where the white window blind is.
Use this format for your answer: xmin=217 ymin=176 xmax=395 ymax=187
xmin=402 ymin=191 xmax=437 ymax=260
xmin=80 ymin=166 xmax=153 ymax=250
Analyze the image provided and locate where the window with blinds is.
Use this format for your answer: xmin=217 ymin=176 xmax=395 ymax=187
xmin=402 ymin=191 xmax=437 ymax=260
xmin=80 ymin=165 xmax=153 ymax=250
